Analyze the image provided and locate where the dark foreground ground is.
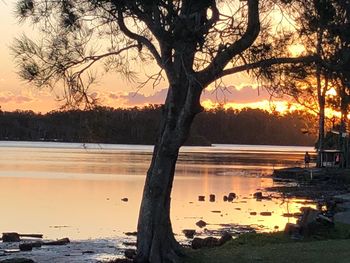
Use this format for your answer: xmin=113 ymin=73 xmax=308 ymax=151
xmin=184 ymin=228 xmax=350 ymax=263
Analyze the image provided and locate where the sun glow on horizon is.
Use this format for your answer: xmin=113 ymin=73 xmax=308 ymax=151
xmin=201 ymin=99 xmax=305 ymax=114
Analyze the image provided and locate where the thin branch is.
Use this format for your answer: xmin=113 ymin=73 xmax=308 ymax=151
xmin=117 ymin=10 xmax=163 ymax=68
xmin=199 ymin=0 xmax=260 ymax=86
xmin=218 ymin=55 xmax=317 ymax=79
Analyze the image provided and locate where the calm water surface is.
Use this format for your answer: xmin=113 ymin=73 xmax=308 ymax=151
xmin=0 ymin=142 xmax=315 ymax=242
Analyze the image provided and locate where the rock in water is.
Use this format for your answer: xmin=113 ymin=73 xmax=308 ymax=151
xmin=209 ymin=194 xmax=216 ymax=202
xmin=19 ymin=243 xmax=33 ymax=252
xmin=183 ymin=229 xmax=196 ymax=238
xmin=2 ymin=233 xmax=20 ymax=242
xmin=260 ymin=212 xmax=272 ymax=216
xmin=253 ymin=192 xmax=263 ymax=200
xmin=195 ymin=220 xmax=207 ymax=228
xmin=228 ymin=193 xmax=236 ymax=201
xmin=124 ymin=232 xmax=137 ymax=236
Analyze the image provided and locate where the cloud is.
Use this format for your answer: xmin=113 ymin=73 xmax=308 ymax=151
xmin=0 ymin=85 xmax=280 ymax=112
xmin=106 ymin=86 xmax=271 ymax=107
xmin=201 ymin=85 xmax=271 ymax=104
xmin=120 ymin=89 xmax=168 ymax=105
xmin=0 ymin=92 xmax=35 ymax=104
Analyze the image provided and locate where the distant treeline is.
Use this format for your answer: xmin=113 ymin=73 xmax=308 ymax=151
xmin=0 ymin=105 xmax=316 ymax=146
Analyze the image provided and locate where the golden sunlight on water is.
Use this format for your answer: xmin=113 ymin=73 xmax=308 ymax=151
xmin=0 ymin=143 xmax=315 ymax=241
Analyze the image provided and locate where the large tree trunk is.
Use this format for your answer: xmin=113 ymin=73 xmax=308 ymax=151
xmin=135 ymin=140 xmax=182 ymax=263
xmin=135 ymin=82 xmax=202 ymax=263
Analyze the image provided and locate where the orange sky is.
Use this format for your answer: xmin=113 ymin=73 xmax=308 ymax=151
xmin=0 ymin=1 xmax=299 ymax=113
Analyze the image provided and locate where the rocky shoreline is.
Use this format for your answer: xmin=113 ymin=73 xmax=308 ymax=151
xmin=270 ymin=167 xmax=350 ymax=201
xmin=270 ymin=167 xmax=350 ymax=225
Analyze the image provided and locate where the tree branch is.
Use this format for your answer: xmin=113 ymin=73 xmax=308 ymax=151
xmin=67 ymin=45 xmax=139 ymax=73
xmin=199 ymin=0 xmax=260 ymax=86
xmin=218 ymin=55 xmax=317 ymax=79
xmin=116 ymin=10 xmax=163 ymax=68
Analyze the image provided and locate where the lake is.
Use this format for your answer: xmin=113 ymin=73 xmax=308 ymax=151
xmin=0 ymin=142 xmax=315 ymax=261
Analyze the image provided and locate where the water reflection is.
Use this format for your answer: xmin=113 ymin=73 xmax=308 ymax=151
xmin=0 ymin=143 xmax=315 ymax=240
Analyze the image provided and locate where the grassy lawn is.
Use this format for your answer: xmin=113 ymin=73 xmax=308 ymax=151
xmin=184 ymin=224 xmax=350 ymax=263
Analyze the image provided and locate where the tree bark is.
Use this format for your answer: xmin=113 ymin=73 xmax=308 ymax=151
xmin=316 ymin=29 xmax=325 ymax=168
xmin=317 ymin=96 xmax=325 ymax=167
xmin=135 ymin=82 xmax=201 ymax=263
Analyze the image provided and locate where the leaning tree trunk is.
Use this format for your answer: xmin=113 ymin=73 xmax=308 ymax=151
xmin=316 ymin=29 xmax=325 ymax=168
xmin=317 ymin=97 xmax=325 ymax=167
xmin=135 ymin=82 xmax=202 ymax=263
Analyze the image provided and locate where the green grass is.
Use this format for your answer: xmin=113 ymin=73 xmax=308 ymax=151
xmin=184 ymin=223 xmax=350 ymax=263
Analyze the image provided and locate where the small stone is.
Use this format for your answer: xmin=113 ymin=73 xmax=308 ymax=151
xmin=124 ymin=232 xmax=137 ymax=236
xmin=196 ymin=220 xmax=207 ymax=228
xmin=250 ymin=212 xmax=257 ymax=216
xmin=228 ymin=193 xmax=236 ymax=201
xmin=2 ymin=233 xmax=20 ymax=242
xmin=182 ymin=229 xmax=196 ymax=238
xmin=198 ymin=196 xmax=205 ymax=202
xmin=121 ymin=198 xmax=128 ymax=202
xmin=211 ymin=210 xmax=221 ymax=213
xmin=253 ymin=192 xmax=263 ymax=200
xmin=209 ymin=194 xmax=216 ymax=202
xmin=19 ymin=244 xmax=33 ymax=252
xmin=223 ymin=196 xmax=228 ymax=202
xmin=260 ymin=212 xmax=272 ymax=216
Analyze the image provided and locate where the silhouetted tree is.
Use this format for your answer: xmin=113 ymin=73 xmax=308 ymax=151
xmin=0 ymin=107 xmax=316 ymax=146
xmin=12 ymin=1 xmax=314 ymax=261
xmin=260 ymin=0 xmax=350 ymax=167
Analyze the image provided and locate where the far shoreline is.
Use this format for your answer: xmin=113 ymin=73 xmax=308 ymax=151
xmin=0 ymin=140 xmax=315 ymax=153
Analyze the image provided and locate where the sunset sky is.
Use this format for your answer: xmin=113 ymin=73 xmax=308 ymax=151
xmin=0 ymin=1 xmax=293 ymax=113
